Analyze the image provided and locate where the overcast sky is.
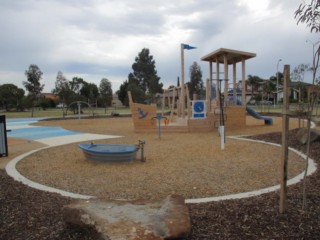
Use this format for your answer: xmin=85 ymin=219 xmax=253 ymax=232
xmin=0 ymin=0 xmax=318 ymax=93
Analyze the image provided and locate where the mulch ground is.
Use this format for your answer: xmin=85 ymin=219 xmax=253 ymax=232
xmin=1 ymin=129 xmax=320 ymax=239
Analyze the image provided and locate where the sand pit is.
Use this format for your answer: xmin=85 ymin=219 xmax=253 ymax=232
xmin=16 ymin=116 xmax=305 ymax=200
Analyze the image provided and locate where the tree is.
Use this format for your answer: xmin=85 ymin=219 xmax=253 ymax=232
xmin=52 ymin=71 xmax=74 ymax=115
xmin=291 ymin=64 xmax=311 ymax=102
xmin=188 ymin=61 xmax=203 ymax=99
xmin=263 ymin=80 xmax=276 ymax=102
xmin=118 ymin=80 xmax=129 ymax=106
xmin=53 ymin=71 xmax=69 ymax=103
xmin=291 ymin=64 xmax=310 ymax=82
xmin=130 ymin=48 xmax=163 ymax=101
xmin=118 ymin=48 xmax=162 ymax=105
xmin=39 ymin=98 xmax=55 ymax=110
xmin=23 ymin=64 xmax=44 ymax=117
xmin=269 ymin=72 xmax=284 ymax=85
xmin=247 ymin=75 xmax=263 ymax=100
xmin=127 ymin=81 xmax=146 ymax=104
xmin=0 ymin=84 xmax=25 ymax=111
xmin=295 ymin=0 xmax=320 ymax=33
xmin=70 ymin=77 xmax=85 ymax=95
xmin=80 ymin=82 xmax=99 ymax=104
xmin=99 ymin=78 xmax=113 ymax=113
xmin=118 ymin=78 xmax=146 ymax=106
xmin=294 ymin=1 xmax=320 ymax=210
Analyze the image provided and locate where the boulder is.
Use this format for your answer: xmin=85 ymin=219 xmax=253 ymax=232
xmin=311 ymin=116 xmax=320 ymax=126
xmin=63 ymin=194 xmax=191 ymax=240
xmin=296 ymin=128 xmax=320 ymax=144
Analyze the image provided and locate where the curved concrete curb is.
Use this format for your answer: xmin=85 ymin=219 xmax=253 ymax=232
xmin=5 ymin=136 xmax=317 ymax=203
xmin=6 ymin=146 xmax=93 ymax=199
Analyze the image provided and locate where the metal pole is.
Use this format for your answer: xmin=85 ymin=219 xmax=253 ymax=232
xmin=77 ymin=102 xmax=81 ymax=119
xmin=158 ymin=118 xmax=161 ymax=139
xmin=180 ymin=43 xmax=185 ymax=118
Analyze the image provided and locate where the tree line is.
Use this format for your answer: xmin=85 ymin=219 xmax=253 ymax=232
xmin=0 ymin=48 xmax=205 ymax=114
xmin=0 ymin=64 xmax=113 ymax=117
xmin=2 ymin=46 xmax=315 ymax=115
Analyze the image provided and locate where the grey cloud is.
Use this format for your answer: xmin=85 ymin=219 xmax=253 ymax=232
xmin=0 ymin=0 xmax=316 ymax=93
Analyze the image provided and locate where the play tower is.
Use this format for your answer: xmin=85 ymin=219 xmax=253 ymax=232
xmin=201 ymin=48 xmax=256 ymax=130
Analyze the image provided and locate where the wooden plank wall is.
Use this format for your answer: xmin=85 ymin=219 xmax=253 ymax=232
xmin=130 ymin=106 xmax=246 ymax=133
xmin=188 ymin=117 xmax=215 ymax=132
xmin=130 ymin=102 xmax=158 ymax=132
xmin=224 ymin=106 xmax=246 ymax=130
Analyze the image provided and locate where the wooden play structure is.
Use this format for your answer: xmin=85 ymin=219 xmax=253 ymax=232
xmin=128 ymin=48 xmax=271 ymax=133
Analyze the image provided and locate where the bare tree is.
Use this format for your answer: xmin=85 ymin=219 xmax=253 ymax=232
xmin=291 ymin=64 xmax=310 ymax=102
xmin=294 ymin=0 xmax=320 ymax=210
xmin=295 ymin=0 xmax=320 ymax=33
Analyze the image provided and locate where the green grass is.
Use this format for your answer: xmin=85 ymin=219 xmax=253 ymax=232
xmin=2 ymin=104 xmax=319 ymax=119
xmin=2 ymin=107 xmax=132 ymax=119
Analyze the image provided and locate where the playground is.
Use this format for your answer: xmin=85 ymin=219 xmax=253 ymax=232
xmin=12 ymin=116 xmax=307 ymax=200
xmin=2 ymin=48 xmax=320 ymax=238
xmin=4 ymin=51 xmax=315 ymax=201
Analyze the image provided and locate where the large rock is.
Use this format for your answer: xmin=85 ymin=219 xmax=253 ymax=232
xmin=296 ymin=128 xmax=320 ymax=144
xmin=63 ymin=194 xmax=191 ymax=240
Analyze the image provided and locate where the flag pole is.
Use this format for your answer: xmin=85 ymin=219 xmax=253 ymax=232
xmin=180 ymin=43 xmax=185 ymax=118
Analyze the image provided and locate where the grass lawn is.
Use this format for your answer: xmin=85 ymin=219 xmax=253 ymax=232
xmin=2 ymin=104 xmax=318 ymax=119
xmin=1 ymin=107 xmax=132 ymax=119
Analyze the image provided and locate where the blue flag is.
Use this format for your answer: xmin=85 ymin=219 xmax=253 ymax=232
xmin=183 ymin=44 xmax=196 ymax=50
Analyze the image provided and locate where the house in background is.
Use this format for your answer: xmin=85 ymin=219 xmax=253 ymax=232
xmin=40 ymin=93 xmax=59 ymax=100
xmin=237 ymin=80 xmax=313 ymax=104
xmin=236 ymin=80 xmax=270 ymax=104
xmin=277 ymin=81 xmax=312 ymax=103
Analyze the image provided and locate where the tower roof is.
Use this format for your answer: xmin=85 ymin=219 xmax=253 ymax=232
xmin=201 ymin=48 xmax=256 ymax=64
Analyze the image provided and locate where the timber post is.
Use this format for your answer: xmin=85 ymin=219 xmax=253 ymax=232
xmin=279 ymin=64 xmax=290 ymax=214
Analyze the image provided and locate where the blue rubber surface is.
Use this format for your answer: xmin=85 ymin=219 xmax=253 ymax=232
xmin=6 ymin=118 xmax=82 ymax=140
xmin=8 ymin=126 xmax=82 ymax=140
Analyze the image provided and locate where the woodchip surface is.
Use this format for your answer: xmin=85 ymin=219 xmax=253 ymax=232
xmin=15 ymin=116 xmax=306 ymax=200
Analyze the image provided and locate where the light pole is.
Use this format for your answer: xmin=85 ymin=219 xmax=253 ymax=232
xmin=276 ymin=59 xmax=282 ymax=104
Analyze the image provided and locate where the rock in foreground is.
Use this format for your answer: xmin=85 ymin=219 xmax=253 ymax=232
xmin=296 ymin=127 xmax=320 ymax=144
xmin=63 ymin=194 xmax=191 ymax=240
